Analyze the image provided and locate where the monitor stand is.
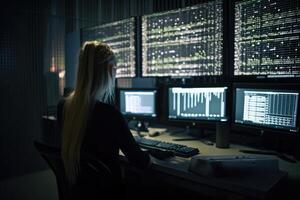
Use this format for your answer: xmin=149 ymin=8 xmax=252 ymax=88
xmin=172 ymin=126 xmax=214 ymax=145
xmin=168 ymin=125 xmax=196 ymax=136
xmin=134 ymin=120 xmax=149 ymax=137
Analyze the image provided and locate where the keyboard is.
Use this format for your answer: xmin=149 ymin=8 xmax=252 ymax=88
xmin=134 ymin=136 xmax=199 ymax=157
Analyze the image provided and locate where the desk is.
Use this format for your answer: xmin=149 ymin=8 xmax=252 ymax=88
xmin=121 ymin=128 xmax=300 ymax=200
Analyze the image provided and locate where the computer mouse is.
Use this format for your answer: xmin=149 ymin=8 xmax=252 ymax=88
xmin=148 ymin=131 xmax=160 ymax=137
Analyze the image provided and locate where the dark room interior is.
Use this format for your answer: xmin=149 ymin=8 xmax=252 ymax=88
xmin=0 ymin=0 xmax=300 ymax=199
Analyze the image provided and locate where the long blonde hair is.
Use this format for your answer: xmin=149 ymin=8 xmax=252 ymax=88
xmin=61 ymin=41 xmax=116 ymax=185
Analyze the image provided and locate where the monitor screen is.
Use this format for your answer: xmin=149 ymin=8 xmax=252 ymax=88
xmin=168 ymin=87 xmax=227 ymax=121
xmin=235 ymin=88 xmax=299 ymax=132
xmin=81 ymin=18 xmax=136 ymax=78
xmin=119 ymin=90 xmax=156 ymax=117
xmin=234 ymin=0 xmax=300 ymax=78
xmin=142 ymin=0 xmax=223 ymax=77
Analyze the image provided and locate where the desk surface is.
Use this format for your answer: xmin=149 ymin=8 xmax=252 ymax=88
xmin=128 ymin=127 xmax=299 ymax=200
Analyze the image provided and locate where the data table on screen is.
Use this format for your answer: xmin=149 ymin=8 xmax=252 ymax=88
xmin=235 ymin=88 xmax=299 ymax=131
xmin=81 ymin=18 xmax=136 ymax=78
xmin=142 ymin=0 xmax=223 ymax=77
xmin=234 ymin=0 xmax=300 ymax=78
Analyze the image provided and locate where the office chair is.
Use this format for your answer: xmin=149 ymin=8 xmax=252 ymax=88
xmin=33 ymin=141 xmax=114 ymax=200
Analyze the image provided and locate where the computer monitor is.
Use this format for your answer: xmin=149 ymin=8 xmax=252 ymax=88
xmin=119 ymin=89 xmax=156 ymax=118
xmin=234 ymin=88 xmax=299 ymax=133
xmin=168 ymin=87 xmax=228 ymax=122
xmin=81 ymin=17 xmax=136 ymax=78
xmin=119 ymin=89 xmax=157 ymax=132
xmin=234 ymin=0 xmax=300 ymax=78
xmin=142 ymin=0 xmax=223 ymax=77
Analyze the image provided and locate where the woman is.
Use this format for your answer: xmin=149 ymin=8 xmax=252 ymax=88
xmin=57 ymin=41 xmax=150 ymax=197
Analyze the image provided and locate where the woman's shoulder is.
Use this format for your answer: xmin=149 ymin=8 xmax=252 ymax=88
xmin=57 ymin=98 xmax=67 ymax=110
xmin=94 ymin=101 xmax=122 ymax=116
xmin=58 ymin=98 xmax=66 ymax=106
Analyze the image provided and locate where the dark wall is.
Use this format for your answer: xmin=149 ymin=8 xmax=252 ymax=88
xmin=0 ymin=0 xmax=51 ymax=179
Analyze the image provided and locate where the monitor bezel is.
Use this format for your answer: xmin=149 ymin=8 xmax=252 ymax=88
xmin=165 ymin=84 xmax=230 ymax=128
xmin=232 ymin=83 xmax=300 ymax=136
xmin=116 ymin=88 xmax=158 ymax=121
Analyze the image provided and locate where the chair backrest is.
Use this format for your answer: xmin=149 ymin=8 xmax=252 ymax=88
xmin=33 ymin=141 xmax=113 ymax=200
xmin=41 ymin=116 xmax=61 ymax=148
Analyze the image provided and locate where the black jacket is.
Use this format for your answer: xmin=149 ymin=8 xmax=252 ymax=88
xmin=57 ymin=99 xmax=150 ymax=179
